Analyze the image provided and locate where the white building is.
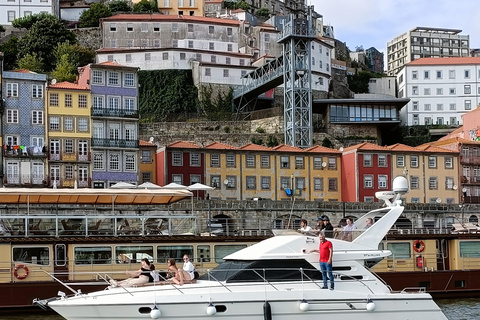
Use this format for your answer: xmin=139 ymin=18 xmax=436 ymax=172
xmin=387 ymin=27 xmax=470 ymax=76
xmin=397 ymin=57 xmax=480 ymax=126
xmin=0 ymin=0 xmax=58 ymax=25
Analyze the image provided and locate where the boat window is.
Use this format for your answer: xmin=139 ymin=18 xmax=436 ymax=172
xmin=199 ymin=259 xmax=322 ymax=283
xmin=74 ymin=246 xmax=112 ymax=265
xmin=115 ymin=245 xmax=153 ymax=264
xmin=157 ymin=245 xmax=193 ymax=263
xmin=386 ymin=242 xmax=411 ymax=259
xmin=55 ymin=244 xmax=66 ymax=266
xmin=214 ymin=245 xmax=247 ymax=263
xmin=13 ymin=246 xmax=50 ymax=265
xmin=459 ymin=241 xmax=480 ymax=258
xmin=197 ymin=245 xmax=211 ymax=263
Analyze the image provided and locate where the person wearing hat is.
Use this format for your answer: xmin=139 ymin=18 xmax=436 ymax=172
xmin=322 ymin=216 xmax=334 ymax=238
xmin=311 ymin=216 xmax=324 ymax=235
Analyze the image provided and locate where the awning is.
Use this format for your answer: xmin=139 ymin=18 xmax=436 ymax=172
xmin=0 ymin=188 xmax=193 ymax=205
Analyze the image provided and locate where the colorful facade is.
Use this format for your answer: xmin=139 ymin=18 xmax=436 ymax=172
xmin=139 ymin=139 xmax=157 ymax=184
xmin=89 ymin=62 xmax=140 ymax=188
xmin=2 ymin=70 xmax=47 ymax=186
xmin=46 ymin=80 xmax=91 ymax=188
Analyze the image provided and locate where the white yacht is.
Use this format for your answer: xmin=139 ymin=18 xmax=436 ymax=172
xmin=43 ymin=177 xmax=448 ymax=320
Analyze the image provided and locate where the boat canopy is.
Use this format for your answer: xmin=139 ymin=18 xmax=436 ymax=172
xmin=0 ymin=188 xmax=192 ymax=205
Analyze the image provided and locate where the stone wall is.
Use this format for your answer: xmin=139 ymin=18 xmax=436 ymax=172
xmin=71 ymin=27 xmax=103 ymax=51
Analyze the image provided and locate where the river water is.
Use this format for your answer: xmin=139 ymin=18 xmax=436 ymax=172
xmin=2 ymin=299 xmax=479 ymax=320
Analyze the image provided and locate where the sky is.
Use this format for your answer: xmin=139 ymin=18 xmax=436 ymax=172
xmin=313 ymin=0 xmax=480 ymax=55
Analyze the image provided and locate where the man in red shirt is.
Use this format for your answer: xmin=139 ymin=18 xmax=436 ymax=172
xmin=309 ymin=234 xmax=334 ymax=290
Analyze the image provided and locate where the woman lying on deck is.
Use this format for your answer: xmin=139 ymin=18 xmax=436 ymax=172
xmin=109 ymin=258 xmax=153 ymax=288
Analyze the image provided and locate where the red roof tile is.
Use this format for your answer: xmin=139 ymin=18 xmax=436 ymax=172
xmin=168 ymin=141 xmax=200 ymax=149
xmin=48 ymin=81 xmax=89 ymax=90
xmin=139 ymin=140 xmax=156 ymax=147
xmin=342 ymin=142 xmax=388 ymax=152
xmin=386 ymin=143 xmax=419 ymax=152
xmin=13 ymin=69 xmax=35 ymax=73
xmin=304 ymin=145 xmax=340 ymax=153
xmin=238 ymin=143 xmax=272 ymax=151
xmin=103 ymin=14 xmax=240 ymax=26
xmin=204 ymin=142 xmax=238 ymax=150
xmin=407 ymin=57 xmax=480 ymax=66
xmin=415 ymin=143 xmax=458 ymax=153
xmin=271 ymin=144 xmax=304 ymax=152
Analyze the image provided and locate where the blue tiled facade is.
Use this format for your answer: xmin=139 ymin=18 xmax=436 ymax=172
xmin=89 ymin=63 xmax=140 ymax=188
xmin=2 ymin=71 xmax=47 ymax=186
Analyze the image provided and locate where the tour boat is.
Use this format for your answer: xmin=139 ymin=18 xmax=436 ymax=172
xmin=39 ymin=176 xmax=448 ymax=320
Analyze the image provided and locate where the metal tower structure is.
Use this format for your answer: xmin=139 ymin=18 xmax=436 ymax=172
xmin=278 ymin=11 xmax=316 ymax=148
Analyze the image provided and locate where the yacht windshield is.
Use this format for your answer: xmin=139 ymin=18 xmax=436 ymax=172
xmin=199 ymin=259 xmax=322 ymax=283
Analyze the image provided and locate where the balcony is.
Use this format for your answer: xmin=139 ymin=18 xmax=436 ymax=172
xmin=3 ymin=146 xmax=47 ymax=158
xmin=462 ymin=176 xmax=480 ymax=185
xmin=47 ymin=177 xmax=91 ymax=188
xmin=91 ymin=107 xmax=139 ymax=119
xmin=460 ymin=155 xmax=480 ymax=165
xmin=4 ymin=174 xmax=48 ymax=187
xmin=91 ymin=138 xmax=139 ymax=149
xmin=49 ymin=152 xmax=91 ymax=162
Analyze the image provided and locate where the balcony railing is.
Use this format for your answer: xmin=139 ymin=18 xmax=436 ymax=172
xmin=4 ymin=174 xmax=48 ymax=187
xmin=460 ymin=155 xmax=480 ymax=165
xmin=49 ymin=152 xmax=91 ymax=162
xmin=3 ymin=146 xmax=47 ymax=158
xmin=91 ymin=138 xmax=139 ymax=148
xmin=91 ymin=107 xmax=139 ymax=119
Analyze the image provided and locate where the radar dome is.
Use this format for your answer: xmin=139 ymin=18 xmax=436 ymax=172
xmin=392 ymin=176 xmax=408 ymax=193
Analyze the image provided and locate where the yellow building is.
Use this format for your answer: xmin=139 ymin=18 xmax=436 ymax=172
xmin=157 ymin=0 xmax=205 ymax=17
xmin=305 ymin=145 xmax=342 ymax=202
xmin=388 ymin=143 xmax=459 ymax=204
xmin=46 ymin=81 xmax=91 ymax=188
xmin=139 ymin=139 xmax=157 ymax=184
xmin=205 ymin=142 xmax=240 ymax=200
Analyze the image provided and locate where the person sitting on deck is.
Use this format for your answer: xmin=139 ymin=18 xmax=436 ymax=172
xmin=298 ymin=219 xmax=312 ymax=234
xmin=167 ymin=259 xmax=191 ymax=285
xmin=109 ymin=258 xmax=153 ymax=288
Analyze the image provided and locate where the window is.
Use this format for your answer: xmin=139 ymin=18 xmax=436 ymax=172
xmin=210 ymin=154 xmax=220 ymax=167
xmin=424 ymin=70 xmax=429 ymax=79
xmin=449 ymin=88 xmax=456 ymax=95
xmin=246 ymin=155 xmax=255 ymax=167
xmin=190 ymin=153 xmax=200 ymax=166
xmin=226 ymin=154 xmax=236 ymax=167
xmin=126 ymin=23 xmax=133 ymax=32
xmin=108 ymin=72 xmax=119 ymax=86
xmin=437 ymin=104 xmax=443 ymax=111
xmin=412 ymin=71 xmax=418 ymax=79
xmin=328 ymin=178 xmax=338 ymax=191
xmin=445 ymin=177 xmax=454 ymax=190
xmin=64 ymin=94 xmax=72 ymax=107
xmin=172 ymin=152 xmax=183 ymax=166
xmin=172 ymin=23 xmax=178 ymax=32
xmin=162 ymin=52 xmax=169 ymax=60
xmin=226 ymin=176 xmax=236 ymax=189
xmin=465 ymin=100 xmax=472 ymax=110
xmin=145 ymin=53 xmax=151 ymax=61
xmin=424 ymin=104 xmax=431 ymax=111
xmin=313 ymin=157 xmax=323 ymax=169
xmin=412 ymin=86 xmax=418 ymax=95
xmin=50 ymin=117 xmax=60 ymax=131
xmin=93 ymin=153 xmax=104 ymax=170
xmin=188 ymin=41 xmax=194 ymax=48
xmin=125 ymin=154 xmax=136 ymax=171
xmin=261 ymin=155 xmax=270 ymax=168
xmin=436 ymin=88 xmax=443 ymax=95
xmin=424 ymin=88 xmax=431 ymax=95
xmin=449 ymin=103 xmax=456 ymax=111
xmin=153 ymin=40 xmax=160 ymax=48
xmin=227 ymin=27 xmax=232 ymax=36
xmin=425 ymin=117 xmax=432 ymax=125
xmin=378 ymin=175 xmax=387 ymax=189
xmin=209 ymin=26 xmax=214 ymax=34
xmin=410 ymin=155 xmax=418 ymax=168
xmin=449 ymin=70 xmax=455 ymax=79
xmin=363 ymin=154 xmax=372 ymax=167
xmin=92 ymin=70 xmax=103 ymax=84
xmin=109 ymin=153 xmax=120 ymax=171
xmin=7 ymin=83 xmax=18 ymax=97
xmin=396 ymin=155 xmax=405 ymax=167
xmin=180 ymin=53 xmax=186 ymax=60
xmin=205 ymin=68 xmax=211 ymax=76
xmin=411 ymin=176 xmax=419 ymax=189
xmin=436 ymin=70 xmax=442 ymax=79
xmin=211 ymin=175 xmax=220 ymax=188
xmin=124 ymin=73 xmax=134 ymax=87
xmin=225 ymin=57 xmax=231 ymax=65
xmin=378 ymin=154 xmax=387 ymax=167
xmin=328 ymin=157 xmax=337 ymax=170
xmin=464 ymin=85 xmax=471 ymax=94
xmin=227 ymin=44 xmax=233 ymax=51
xmin=445 ymin=157 xmax=453 ymax=169
xmin=223 ymin=69 xmax=229 ymax=77
xmin=209 ymin=42 xmax=214 ymax=50
xmin=50 ymin=93 xmax=59 ymax=106
xmin=64 ymin=117 xmax=74 ymax=131
xmin=8 ymin=11 xmax=16 ymax=22
xmin=314 ymin=177 xmax=323 ymax=191
xmin=7 ymin=110 xmax=19 ymax=123
xmin=428 ymin=156 xmax=437 ymax=168
xmin=32 ymin=111 xmax=43 ymax=124
xmin=364 ymin=175 xmax=373 ymax=188
xmin=141 ymin=23 xmax=147 ymax=32
xmin=429 ymin=177 xmax=438 ymax=190
xmin=412 ymin=101 xmax=418 ymax=110
xmin=295 ymin=156 xmax=304 ymax=169
xmin=280 ymin=156 xmax=289 ymax=168
xmin=280 ymin=177 xmax=290 ymax=190
xmin=65 ymin=139 xmax=74 ymax=153
xmin=32 ymin=84 xmax=43 ymax=98
xmin=465 ymin=70 xmax=470 ymax=78
xmin=78 ymin=118 xmax=88 ymax=132
xmin=211 ymin=55 xmax=216 ymax=63
xmin=187 ymin=24 xmax=193 ymax=32
xmin=246 ymin=176 xmax=256 ymax=189
xmin=141 ymin=150 xmax=152 ymax=163
xmin=172 ymin=40 xmax=177 ymax=48
xmin=261 ymin=177 xmax=271 ymax=190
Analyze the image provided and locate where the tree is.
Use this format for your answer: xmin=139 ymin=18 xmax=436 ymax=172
xmin=255 ymin=7 xmax=269 ymax=17
xmin=0 ymin=37 xmax=19 ymax=70
xmin=0 ymin=25 xmax=5 ymax=33
xmin=108 ymin=0 xmax=132 ymax=12
xmin=133 ymin=0 xmax=159 ymax=13
xmin=51 ymin=54 xmax=77 ymax=82
xmin=16 ymin=14 xmax=76 ymax=72
xmin=79 ymin=3 xmax=112 ymax=28
xmin=17 ymin=52 xmax=44 ymax=73
xmin=54 ymin=41 xmax=95 ymax=70
xmin=347 ymin=70 xmax=383 ymax=94
xmin=12 ymin=12 xmax=52 ymax=29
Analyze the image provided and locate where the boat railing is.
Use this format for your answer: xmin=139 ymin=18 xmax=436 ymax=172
xmin=400 ymin=287 xmax=427 ymax=294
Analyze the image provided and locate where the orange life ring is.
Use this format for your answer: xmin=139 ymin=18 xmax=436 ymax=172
xmin=14 ymin=264 xmax=29 ymax=280
xmin=413 ymin=240 xmax=425 ymax=253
